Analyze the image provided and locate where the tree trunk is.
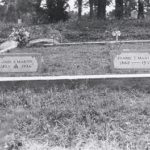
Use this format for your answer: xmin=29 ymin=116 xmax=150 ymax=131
xmin=124 ymin=0 xmax=130 ymax=18
xmin=138 ymin=0 xmax=144 ymax=19
xmin=97 ymin=0 xmax=106 ymax=19
xmin=3 ymin=0 xmax=10 ymax=22
xmin=115 ymin=0 xmax=123 ymax=19
xmin=77 ymin=0 xmax=82 ymax=19
xmin=89 ymin=0 xmax=94 ymax=18
xmin=35 ymin=0 xmax=42 ymax=23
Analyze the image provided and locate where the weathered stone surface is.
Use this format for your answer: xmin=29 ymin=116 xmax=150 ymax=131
xmin=131 ymin=10 xmax=138 ymax=19
xmin=0 ymin=40 xmax=18 ymax=53
xmin=111 ymin=50 xmax=150 ymax=73
xmin=28 ymin=38 xmax=59 ymax=46
xmin=114 ymin=52 xmax=150 ymax=69
xmin=0 ymin=53 xmax=41 ymax=73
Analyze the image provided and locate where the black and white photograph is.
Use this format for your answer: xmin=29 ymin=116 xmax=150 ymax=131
xmin=1 ymin=0 xmax=150 ymax=150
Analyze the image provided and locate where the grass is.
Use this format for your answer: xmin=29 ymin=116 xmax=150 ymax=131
xmin=61 ymin=18 xmax=150 ymax=42
xmin=1 ymin=18 xmax=150 ymax=150
xmin=2 ymin=18 xmax=150 ymax=42
xmin=1 ymin=19 xmax=150 ymax=76
xmin=0 ymin=79 xmax=150 ymax=150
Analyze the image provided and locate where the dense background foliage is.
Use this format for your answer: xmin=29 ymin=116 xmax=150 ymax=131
xmin=0 ymin=0 xmax=150 ymax=23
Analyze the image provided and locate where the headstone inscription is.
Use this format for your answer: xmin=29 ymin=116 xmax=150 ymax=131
xmin=112 ymin=50 xmax=150 ymax=73
xmin=0 ymin=53 xmax=41 ymax=73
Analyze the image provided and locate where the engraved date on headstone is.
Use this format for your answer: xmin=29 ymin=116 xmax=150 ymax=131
xmin=0 ymin=53 xmax=41 ymax=73
xmin=114 ymin=52 xmax=150 ymax=69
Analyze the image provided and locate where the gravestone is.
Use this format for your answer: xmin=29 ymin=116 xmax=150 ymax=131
xmin=111 ymin=49 xmax=150 ymax=73
xmin=0 ymin=53 xmax=41 ymax=73
xmin=18 ymin=19 xmax=22 ymax=24
xmin=131 ymin=10 xmax=138 ymax=19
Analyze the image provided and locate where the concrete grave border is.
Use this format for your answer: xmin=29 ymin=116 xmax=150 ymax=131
xmin=0 ymin=74 xmax=149 ymax=82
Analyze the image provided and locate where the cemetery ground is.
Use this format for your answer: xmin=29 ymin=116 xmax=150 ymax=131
xmin=1 ymin=19 xmax=150 ymax=76
xmin=1 ymin=19 xmax=150 ymax=150
xmin=7 ymin=42 xmax=150 ymax=76
xmin=1 ymin=78 xmax=150 ymax=150
xmin=1 ymin=19 xmax=150 ymax=43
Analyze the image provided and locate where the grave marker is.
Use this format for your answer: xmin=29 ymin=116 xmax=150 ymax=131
xmin=131 ymin=10 xmax=138 ymax=19
xmin=0 ymin=53 xmax=41 ymax=73
xmin=111 ymin=50 xmax=150 ymax=73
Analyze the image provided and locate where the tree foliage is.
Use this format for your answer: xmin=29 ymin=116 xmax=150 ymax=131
xmin=81 ymin=0 xmax=112 ymax=19
xmin=1 ymin=0 xmax=150 ymax=24
xmin=1 ymin=0 xmax=69 ymax=23
xmin=1 ymin=0 xmax=43 ymax=23
xmin=123 ymin=0 xmax=137 ymax=17
xmin=46 ymin=0 xmax=69 ymax=22
xmin=82 ymin=0 xmax=148 ymax=19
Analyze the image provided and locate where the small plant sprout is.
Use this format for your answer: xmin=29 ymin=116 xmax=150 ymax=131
xmin=112 ymin=30 xmax=121 ymax=42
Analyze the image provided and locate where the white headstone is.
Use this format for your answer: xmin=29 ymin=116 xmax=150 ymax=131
xmin=0 ymin=40 xmax=18 ymax=53
xmin=114 ymin=52 xmax=150 ymax=69
xmin=131 ymin=10 xmax=138 ymax=19
xmin=0 ymin=53 xmax=41 ymax=73
xmin=18 ymin=19 xmax=22 ymax=24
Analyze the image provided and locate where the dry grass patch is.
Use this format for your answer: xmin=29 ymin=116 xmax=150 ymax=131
xmin=0 ymin=83 xmax=150 ymax=150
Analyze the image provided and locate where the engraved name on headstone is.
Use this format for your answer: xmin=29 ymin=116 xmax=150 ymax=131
xmin=114 ymin=51 xmax=150 ymax=69
xmin=0 ymin=53 xmax=41 ymax=73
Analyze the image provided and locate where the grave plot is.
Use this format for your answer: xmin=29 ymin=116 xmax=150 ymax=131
xmin=0 ymin=78 xmax=150 ymax=150
xmin=0 ymin=41 xmax=150 ymax=76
